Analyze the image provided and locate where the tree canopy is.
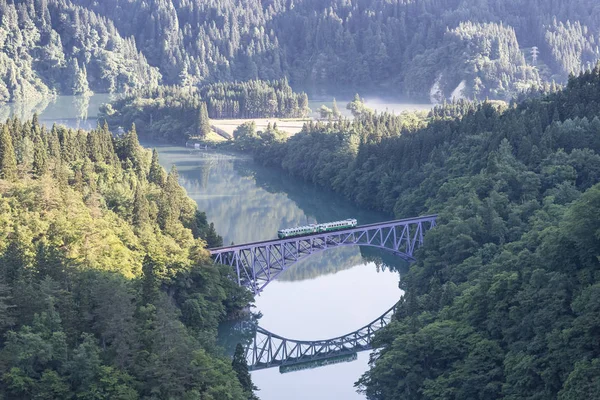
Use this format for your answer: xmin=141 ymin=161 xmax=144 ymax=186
xmin=100 ymin=80 xmax=310 ymax=143
xmin=0 ymin=0 xmax=160 ymax=103
xmin=4 ymin=0 xmax=600 ymax=101
xmin=0 ymin=117 xmax=256 ymax=399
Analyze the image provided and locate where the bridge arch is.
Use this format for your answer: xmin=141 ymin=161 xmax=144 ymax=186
xmin=210 ymin=215 xmax=437 ymax=294
xmin=247 ymin=303 xmax=397 ymax=371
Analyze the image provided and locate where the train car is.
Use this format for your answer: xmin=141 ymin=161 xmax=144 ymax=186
xmin=277 ymin=219 xmax=357 ymax=239
xmin=277 ymin=224 xmax=317 ymax=239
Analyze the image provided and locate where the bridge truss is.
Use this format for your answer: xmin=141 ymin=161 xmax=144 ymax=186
xmin=210 ymin=215 xmax=437 ymax=294
xmin=247 ymin=304 xmax=397 ymax=371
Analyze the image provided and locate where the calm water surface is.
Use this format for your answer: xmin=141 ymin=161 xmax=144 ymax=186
xmin=152 ymin=146 xmax=407 ymax=400
xmin=308 ymin=97 xmax=432 ymax=118
xmin=0 ymin=94 xmax=113 ymax=129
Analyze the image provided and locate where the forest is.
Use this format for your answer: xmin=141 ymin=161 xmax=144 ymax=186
xmin=100 ymin=79 xmax=309 ymax=143
xmin=0 ymin=117 xmax=257 ymax=398
xmin=234 ymin=67 xmax=600 ymax=399
xmin=4 ymin=0 xmax=600 ymax=102
xmin=0 ymin=0 xmax=160 ymax=103
xmin=62 ymin=0 xmax=600 ymax=99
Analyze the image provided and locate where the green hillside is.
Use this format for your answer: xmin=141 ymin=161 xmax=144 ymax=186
xmin=0 ymin=118 xmax=255 ymax=399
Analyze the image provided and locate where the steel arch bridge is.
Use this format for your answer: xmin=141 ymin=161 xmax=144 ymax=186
xmin=247 ymin=304 xmax=397 ymax=371
xmin=209 ymin=215 xmax=437 ymax=294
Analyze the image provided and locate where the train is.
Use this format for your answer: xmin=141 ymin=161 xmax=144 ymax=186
xmin=277 ymin=218 xmax=358 ymax=239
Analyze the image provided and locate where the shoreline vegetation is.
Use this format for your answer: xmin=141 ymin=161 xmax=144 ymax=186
xmin=99 ymin=80 xmax=311 ymax=144
xmin=0 ymin=117 xmax=258 ymax=399
xmin=101 ymin=86 xmax=438 ymax=149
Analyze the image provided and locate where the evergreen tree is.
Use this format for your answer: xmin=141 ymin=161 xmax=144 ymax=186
xmin=117 ymin=124 xmax=142 ymax=171
xmin=35 ymin=242 xmax=67 ymax=282
xmin=133 ymin=184 xmax=150 ymax=228
xmin=158 ymin=165 xmax=182 ymax=232
xmin=0 ymin=283 xmax=14 ymax=332
xmin=197 ymin=102 xmax=211 ymax=138
xmin=232 ymin=343 xmax=259 ymax=400
xmin=32 ymin=135 xmax=47 ymax=178
xmin=148 ymin=148 xmax=166 ymax=186
xmin=0 ymin=125 xmax=17 ymax=180
xmin=332 ymin=98 xmax=341 ymax=119
xmin=141 ymin=255 xmax=160 ymax=305
xmin=86 ymin=130 xmax=102 ymax=162
xmin=205 ymin=223 xmax=223 ymax=248
xmin=69 ymin=58 xmax=90 ymax=95
xmin=0 ymin=234 xmax=28 ymax=285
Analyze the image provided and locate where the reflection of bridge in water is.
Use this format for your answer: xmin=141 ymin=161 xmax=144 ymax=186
xmin=209 ymin=215 xmax=438 ymax=294
xmin=247 ymin=304 xmax=397 ymax=372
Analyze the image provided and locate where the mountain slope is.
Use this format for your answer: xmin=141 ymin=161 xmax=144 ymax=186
xmin=0 ymin=0 xmax=160 ymax=103
xmin=4 ymin=0 xmax=600 ymax=101
xmin=70 ymin=0 xmax=600 ymax=98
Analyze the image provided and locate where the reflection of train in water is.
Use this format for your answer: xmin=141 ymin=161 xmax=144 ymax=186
xmin=277 ymin=219 xmax=358 ymax=239
xmin=279 ymin=352 xmax=358 ymax=374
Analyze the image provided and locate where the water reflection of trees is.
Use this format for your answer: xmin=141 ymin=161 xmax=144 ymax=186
xmin=233 ymin=160 xmax=391 ymax=225
xmin=72 ymin=94 xmax=91 ymax=120
xmin=217 ymin=315 xmax=258 ymax=358
xmin=0 ymin=94 xmax=101 ymax=131
xmin=276 ymin=247 xmax=364 ymax=281
xmin=359 ymin=247 xmax=410 ymax=275
xmin=0 ymin=97 xmax=52 ymax=121
xmin=175 ymin=156 xmax=310 ymax=246
xmin=277 ymin=247 xmax=409 ymax=281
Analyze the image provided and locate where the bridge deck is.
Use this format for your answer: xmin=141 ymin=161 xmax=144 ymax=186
xmin=209 ymin=214 xmax=438 ymax=253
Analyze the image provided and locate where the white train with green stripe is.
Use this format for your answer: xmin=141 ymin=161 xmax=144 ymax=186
xmin=277 ymin=219 xmax=358 ymax=239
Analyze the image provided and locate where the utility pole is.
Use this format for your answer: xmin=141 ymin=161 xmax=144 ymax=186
xmin=531 ymin=46 xmax=539 ymax=65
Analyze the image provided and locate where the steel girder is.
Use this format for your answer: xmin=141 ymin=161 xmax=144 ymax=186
xmin=246 ymin=304 xmax=397 ymax=371
xmin=210 ymin=215 xmax=438 ymax=294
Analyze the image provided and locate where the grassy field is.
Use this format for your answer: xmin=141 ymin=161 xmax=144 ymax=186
xmin=212 ymin=118 xmax=309 ymax=137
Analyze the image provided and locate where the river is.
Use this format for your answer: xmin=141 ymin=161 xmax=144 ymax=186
xmin=152 ymin=146 xmax=407 ymax=400
xmin=1 ymin=93 xmax=430 ymax=399
xmin=0 ymin=94 xmax=114 ymax=130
